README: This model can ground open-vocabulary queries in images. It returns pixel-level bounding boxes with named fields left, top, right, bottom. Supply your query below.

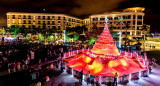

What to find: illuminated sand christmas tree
left=90, top=19, right=120, bottom=56
left=63, top=19, right=148, bottom=76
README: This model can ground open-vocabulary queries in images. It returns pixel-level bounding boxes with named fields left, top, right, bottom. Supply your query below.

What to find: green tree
left=142, top=24, right=148, bottom=51
left=9, top=25, right=20, bottom=35
left=73, top=33, right=79, bottom=41
left=142, top=24, right=148, bottom=39
left=20, top=26, right=30, bottom=37
left=124, top=23, right=130, bottom=47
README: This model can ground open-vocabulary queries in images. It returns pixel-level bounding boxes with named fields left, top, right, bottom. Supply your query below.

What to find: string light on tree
left=118, top=17, right=124, bottom=48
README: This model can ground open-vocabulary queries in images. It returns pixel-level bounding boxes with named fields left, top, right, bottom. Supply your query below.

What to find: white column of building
left=98, top=16, right=100, bottom=29
left=131, top=14, right=134, bottom=46
left=141, top=15, right=144, bottom=36
left=98, top=16, right=100, bottom=21
left=99, top=76, right=102, bottom=85
left=90, top=16, right=93, bottom=31
left=135, top=15, right=138, bottom=36
left=72, top=68, right=74, bottom=76
left=105, top=16, right=107, bottom=20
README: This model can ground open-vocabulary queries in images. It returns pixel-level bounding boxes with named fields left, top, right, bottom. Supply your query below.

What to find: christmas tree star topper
left=105, top=18, right=109, bottom=23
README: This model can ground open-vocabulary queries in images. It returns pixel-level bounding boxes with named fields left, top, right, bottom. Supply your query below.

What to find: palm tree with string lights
left=118, top=17, right=123, bottom=48
left=124, top=23, right=130, bottom=47
left=141, top=24, right=148, bottom=51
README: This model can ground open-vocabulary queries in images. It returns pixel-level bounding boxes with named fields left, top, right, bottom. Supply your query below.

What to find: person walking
left=113, top=72, right=118, bottom=86
left=152, top=58, right=156, bottom=66
left=86, top=72, right=90, bottom=85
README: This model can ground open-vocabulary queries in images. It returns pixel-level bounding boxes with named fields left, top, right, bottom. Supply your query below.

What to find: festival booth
left=63, top=19, right=149, bottom=84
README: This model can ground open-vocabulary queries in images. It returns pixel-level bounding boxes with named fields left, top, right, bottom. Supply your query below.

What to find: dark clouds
left=69, top=0, right=125, bottom=16
left=0, top=0, right=159, bottom=32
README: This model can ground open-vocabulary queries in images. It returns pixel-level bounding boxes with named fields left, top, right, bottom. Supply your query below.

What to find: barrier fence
left=63, top=49, right=150, bottom=84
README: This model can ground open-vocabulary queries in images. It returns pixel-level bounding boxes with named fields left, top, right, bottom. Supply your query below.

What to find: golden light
left=69, top=63, right=82, bottom=68
left=88, top=60, right=103, bottom=74
left=108, top=60, right=119, bottom=68
left=120, top=59, right=128, bottom=66
left=94, top=63, right=103, bottom=74
left=84, top=56, right=92, bottom=63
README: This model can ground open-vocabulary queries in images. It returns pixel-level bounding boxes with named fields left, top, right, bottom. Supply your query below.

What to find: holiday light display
left=90, top=19, right=119, bottom=56
left=63, top=18, right=148, bottom=76
left=63, top=30, right=66, bottom=43
left=118, top=17, right=123, bottom=48
left=88, top=38, right=97, bottom=45
left=73, top=33, right=79, bottom=41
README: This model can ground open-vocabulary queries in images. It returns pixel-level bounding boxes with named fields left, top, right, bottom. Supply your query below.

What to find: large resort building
left=6, top=12, right=84, bottom=31
left=6, top=7, right=150, bottom=40
left=84, top=7, right=150, bottom=39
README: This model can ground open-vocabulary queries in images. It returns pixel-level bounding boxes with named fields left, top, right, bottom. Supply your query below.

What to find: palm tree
left=142, top=24, right=147, bottom=39
left=109, top=24, right=114, bottom=34
left=142, top=24, right=147, bottom=51
left=125, top=23, right=130, bottom=47
left=9, top=25, right=20, bottom=35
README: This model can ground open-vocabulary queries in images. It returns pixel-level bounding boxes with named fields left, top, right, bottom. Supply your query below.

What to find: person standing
left=46, top=76, right=50, bottom=82
left=114, top=72, right=118, bottom=86
left=152, top=58, right=156, bottom=66
left=36, top=82, right=41, bottom=86
left=50, top=63, right=54, bottom=70
left=148, top=64, right=152, bottom=74
left=95, top=81, right=100, bottom=86
left=86, top=71, right=90, bottom=85
left=25, top=59, right=28, bottom=67
left=17, top=61, right=21, bottom=71
left=90, top=79, right=94, bottom=86
left=31, top=72, right=36, bottom=83
left=30, top=50, right=34, bottom=60
left=60, top=61, right=63, bottom=73
left=8, top=63, right=11, bottom=73
left=13, top=62, right=16, bottom=72
left=86, top=75, right=90, bottom=85
left=38, top=59, right=41, bottom=63
left=22, top=60, right=25, bottom=70
left=80, top=70, right=83, bottom=84
left=108, top=81, right=112, bottom=86
left=27, top=54, right=30, bottom=62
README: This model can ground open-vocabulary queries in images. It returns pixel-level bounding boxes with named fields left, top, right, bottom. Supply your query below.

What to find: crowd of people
left=0, top=40, right=86, bottom=86
left=1, top=40, right=156, bottom=86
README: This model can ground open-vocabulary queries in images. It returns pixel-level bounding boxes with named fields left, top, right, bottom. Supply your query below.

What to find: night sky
left=0, top=0, right=159, bottom=33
